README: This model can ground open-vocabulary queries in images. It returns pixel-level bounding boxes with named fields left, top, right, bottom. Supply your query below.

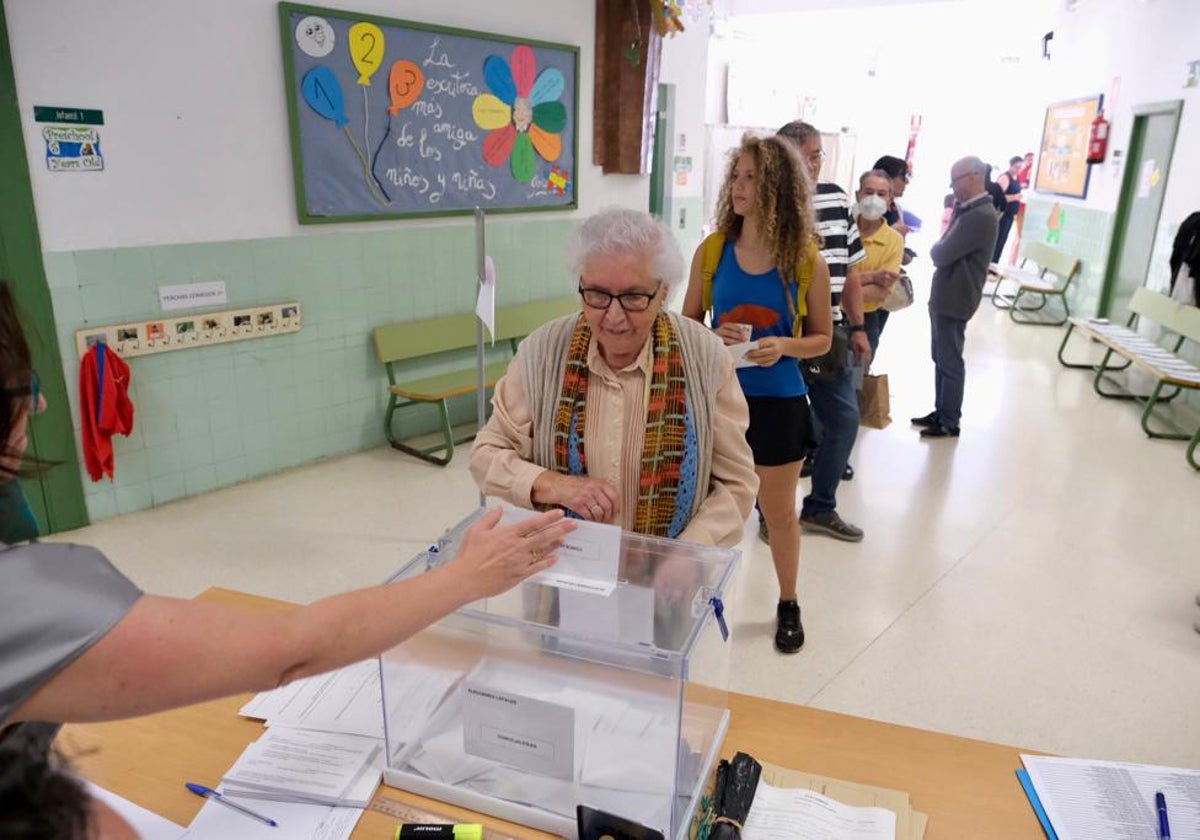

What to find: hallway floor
left=52, top=300, right=1200, bottom=769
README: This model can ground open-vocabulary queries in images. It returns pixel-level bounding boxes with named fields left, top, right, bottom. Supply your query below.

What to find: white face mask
left=856, top=194, right=888, bottom=221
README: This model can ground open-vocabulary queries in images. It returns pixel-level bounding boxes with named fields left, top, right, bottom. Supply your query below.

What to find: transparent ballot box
left=379, top=509, right=739, bottom=839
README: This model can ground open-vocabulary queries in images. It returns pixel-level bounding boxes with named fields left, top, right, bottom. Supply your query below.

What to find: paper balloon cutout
left=388, top=60, right=424, bottom=115
left=348, top=22, right=385, bottom=86
left=301, top=66, right=347, bottom=126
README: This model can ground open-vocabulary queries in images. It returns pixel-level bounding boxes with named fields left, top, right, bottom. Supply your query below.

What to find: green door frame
left=1097, top=99, right=1183, bottom=318
left=0, top=4, right=89, bottom=533
left=648, top=83, right=670, bottom=219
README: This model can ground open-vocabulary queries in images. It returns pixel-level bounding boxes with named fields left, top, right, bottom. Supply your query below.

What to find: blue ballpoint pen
left=186, top=782, right=278, bottom=827
left=1156, top=790, right=1170, bottom=840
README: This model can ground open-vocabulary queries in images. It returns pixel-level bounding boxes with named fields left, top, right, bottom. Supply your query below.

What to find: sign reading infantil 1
left=279, top=2, right=579, bottom=222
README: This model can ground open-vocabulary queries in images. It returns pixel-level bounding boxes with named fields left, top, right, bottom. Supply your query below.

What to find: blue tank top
left=711, top=241, right=807, bottom=398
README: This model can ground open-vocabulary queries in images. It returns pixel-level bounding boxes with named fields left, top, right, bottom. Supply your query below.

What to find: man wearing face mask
left=855, top=170, right=906, bottom=362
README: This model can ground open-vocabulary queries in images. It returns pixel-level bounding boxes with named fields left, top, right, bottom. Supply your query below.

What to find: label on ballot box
left=461, top=683, right=575, bottom=780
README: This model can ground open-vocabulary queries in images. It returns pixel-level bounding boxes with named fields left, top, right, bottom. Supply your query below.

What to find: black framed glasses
left=578, top=282, right=660, bottom=312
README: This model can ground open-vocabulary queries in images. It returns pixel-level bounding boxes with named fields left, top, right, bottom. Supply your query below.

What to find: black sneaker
left=775, top=600, right=804, bottom=653
left=910, top=411, right=938, bottom=428
left=919, top=423, right=960, bottom=439
left=799, top=510, right=864, bottom=542
left=842, top=463, right=854, bottom=481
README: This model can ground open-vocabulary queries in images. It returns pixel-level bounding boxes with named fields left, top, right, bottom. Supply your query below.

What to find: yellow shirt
left=858, top=220, right=904, bottom=312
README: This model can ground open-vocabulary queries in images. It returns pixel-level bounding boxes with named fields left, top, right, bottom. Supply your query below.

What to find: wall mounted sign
left=43, top=126, right=104, bottom=172
left=33, top=105, right=104, bottom=125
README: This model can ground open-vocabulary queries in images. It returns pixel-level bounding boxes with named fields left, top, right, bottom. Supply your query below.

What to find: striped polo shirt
left=814, top=182, right=865, bottom=307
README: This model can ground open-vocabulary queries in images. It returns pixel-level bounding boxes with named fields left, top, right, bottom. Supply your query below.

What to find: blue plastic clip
left=709, top=596, right=729, bottom=642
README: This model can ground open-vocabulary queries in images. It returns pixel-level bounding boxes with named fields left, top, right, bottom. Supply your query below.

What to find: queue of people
left=0, top=125, right=1006, bottom=835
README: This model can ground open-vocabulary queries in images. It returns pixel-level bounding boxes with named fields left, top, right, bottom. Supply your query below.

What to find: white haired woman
left=470, top=207, right=758, bottom=548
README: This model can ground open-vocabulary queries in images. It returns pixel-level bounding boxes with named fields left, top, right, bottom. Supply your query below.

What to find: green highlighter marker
left=395, top=824, right=484, bottom=840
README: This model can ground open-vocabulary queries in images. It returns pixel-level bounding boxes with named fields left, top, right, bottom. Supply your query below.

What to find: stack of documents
left=238, top=658, right=385, bottom=739
left=222, top=727, right=383, bottom=808
left=1019, top=755, right=1200, bottom=840
left=743, top=760, right=928, bottom=840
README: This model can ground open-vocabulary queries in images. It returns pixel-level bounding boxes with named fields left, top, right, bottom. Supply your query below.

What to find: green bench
left=1057, top=286, right=1200, bottom=469
left=373, top=296, right=578, bottom=465
left=989, top=240, right=1082, bottom=325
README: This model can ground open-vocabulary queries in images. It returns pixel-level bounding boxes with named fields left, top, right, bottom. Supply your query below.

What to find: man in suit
left=912, top=156, right=998, bottom=439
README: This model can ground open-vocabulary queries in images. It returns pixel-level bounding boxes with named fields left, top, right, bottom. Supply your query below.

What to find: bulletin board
left=279, top=2, right=579, bottom=223
left=1034, top=94, right=1102, bottom=200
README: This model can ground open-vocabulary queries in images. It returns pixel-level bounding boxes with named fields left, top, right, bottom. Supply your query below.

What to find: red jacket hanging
left=80, top=343, right=135, bottom=481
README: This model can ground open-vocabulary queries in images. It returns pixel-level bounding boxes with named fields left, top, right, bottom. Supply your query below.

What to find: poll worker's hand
left=449, top=507, right=575, bottom=599
left=850, top=330, right=872, bottom=366
left=745, top=336, right=788, bottom=367
left=535, top=473, right=619, bottom=523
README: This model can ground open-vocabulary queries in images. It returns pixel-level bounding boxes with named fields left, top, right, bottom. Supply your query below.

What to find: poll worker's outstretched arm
left=7, top=508, right=573, bottom=725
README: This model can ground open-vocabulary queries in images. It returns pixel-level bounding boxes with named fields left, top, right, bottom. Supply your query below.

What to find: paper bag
left=858, top=374, right=891, bottom=429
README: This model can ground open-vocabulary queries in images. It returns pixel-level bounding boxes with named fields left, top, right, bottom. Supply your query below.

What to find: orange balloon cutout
left=388, top=61, right=424, bottom=115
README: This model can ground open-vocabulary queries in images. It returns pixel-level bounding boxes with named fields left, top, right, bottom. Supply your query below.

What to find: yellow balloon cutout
left=348, top=22, right=385, bottom=86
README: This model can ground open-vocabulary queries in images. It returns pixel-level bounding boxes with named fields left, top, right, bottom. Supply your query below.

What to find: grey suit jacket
left=929, top=194, right=998, bottom=320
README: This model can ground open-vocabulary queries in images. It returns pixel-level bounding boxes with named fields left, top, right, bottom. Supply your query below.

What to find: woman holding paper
left=0, top=278, right=573, bottom=777
left=681, top=133, right=832, bottom=654
left=469, top=206, right=759, bottom=550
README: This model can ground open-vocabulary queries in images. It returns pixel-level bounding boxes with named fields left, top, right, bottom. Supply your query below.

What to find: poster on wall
left=1034, top=94, right=1102, bottom=200
left=42, top=126, right=104, bottom=172
left=279, top=2, right=579, bottom=223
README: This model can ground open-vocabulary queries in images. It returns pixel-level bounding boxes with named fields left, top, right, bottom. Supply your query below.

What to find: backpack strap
left=700, top=231, right=726, bottom=315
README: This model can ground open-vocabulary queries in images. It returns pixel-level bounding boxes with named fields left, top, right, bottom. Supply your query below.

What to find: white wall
left=6, top=0, right=647, bottom=252
left=1048, top=0, right=1200, bottom=224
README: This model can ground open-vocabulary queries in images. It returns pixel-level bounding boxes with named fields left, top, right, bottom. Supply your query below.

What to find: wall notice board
left=279, top=2, right=579, bottom=223
left=1035, top=95, right=1102, bottom=200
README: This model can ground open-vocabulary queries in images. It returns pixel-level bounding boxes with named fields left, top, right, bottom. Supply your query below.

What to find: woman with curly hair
left=683, top=133, right=831, bottom=654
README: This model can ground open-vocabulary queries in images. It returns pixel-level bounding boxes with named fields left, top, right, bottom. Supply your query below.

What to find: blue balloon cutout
left=301, top=66, right=348, bottom=126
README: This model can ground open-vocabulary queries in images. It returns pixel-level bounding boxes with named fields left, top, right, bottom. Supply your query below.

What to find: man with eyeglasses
left=775, top=121, right=873, bottom=543
left=911, top=156, right=998, bottom=439
left=470, top=207, right=758, bottom=549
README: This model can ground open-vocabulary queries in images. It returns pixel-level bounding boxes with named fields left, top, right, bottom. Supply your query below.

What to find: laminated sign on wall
left=43, top=126, right=104, bottom=172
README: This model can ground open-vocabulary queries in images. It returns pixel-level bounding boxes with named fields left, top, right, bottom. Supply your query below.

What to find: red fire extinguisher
left=1087, top=112, right=1110, bottom=164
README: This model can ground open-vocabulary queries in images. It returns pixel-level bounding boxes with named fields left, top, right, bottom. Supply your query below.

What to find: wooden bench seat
left=373, top=296, right=577, bottom=465
left=989, top=241, right=1081, bottom=325
left=1057, top=286, right=1200, bottom=469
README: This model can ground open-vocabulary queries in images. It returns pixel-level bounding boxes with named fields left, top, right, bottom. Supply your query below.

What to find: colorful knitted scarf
left=551, top=313, right=693, bottom=537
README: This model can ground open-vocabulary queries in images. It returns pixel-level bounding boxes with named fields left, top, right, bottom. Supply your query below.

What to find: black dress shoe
left=920, top=423, right=960, bottom=439
left=910, top=411, right=938, bottom=428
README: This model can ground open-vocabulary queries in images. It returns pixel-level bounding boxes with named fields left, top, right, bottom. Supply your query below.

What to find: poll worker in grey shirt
left=0, top=282, right=574, bottom=837
left=911, top=156, right=998, bottom=439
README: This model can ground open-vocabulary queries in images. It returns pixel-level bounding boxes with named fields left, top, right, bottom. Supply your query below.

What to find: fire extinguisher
left=1087, top=112, right=1110, bottom=164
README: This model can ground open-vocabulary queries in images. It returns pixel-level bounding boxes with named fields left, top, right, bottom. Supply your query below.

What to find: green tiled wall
left=1021, top=197, right=1114, bottom=317
left=46, top=219, right=576, bottom=521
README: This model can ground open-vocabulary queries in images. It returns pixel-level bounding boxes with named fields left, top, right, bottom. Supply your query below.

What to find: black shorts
left=744, top=395, right=812, bottom=467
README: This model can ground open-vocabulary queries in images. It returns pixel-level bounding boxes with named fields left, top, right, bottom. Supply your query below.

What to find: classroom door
left=0, top=7, right=89, bottom=533
left=1099, top=100, right=1183, bottom=320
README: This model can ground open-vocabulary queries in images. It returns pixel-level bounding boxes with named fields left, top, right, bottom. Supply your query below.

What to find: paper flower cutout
left=472, top=45, right=566, bottom=183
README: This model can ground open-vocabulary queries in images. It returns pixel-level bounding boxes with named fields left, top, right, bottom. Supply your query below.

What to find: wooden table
left=58, top=588, right=1044, bottom=838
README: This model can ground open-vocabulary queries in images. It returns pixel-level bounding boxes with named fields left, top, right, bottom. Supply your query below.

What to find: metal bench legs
left=1188, top=428, right=1199, bottom=470
left=1138, top=379, right=1192, bottom=440
left=384, top=395, right=462, bottom=467
left=1057, top=324, right=1134, bottom=371
left=1010, top=288, right=1069, bottom=326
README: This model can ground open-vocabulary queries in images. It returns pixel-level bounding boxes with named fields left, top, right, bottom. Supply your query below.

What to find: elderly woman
left=0, top=281, right=574, bottom=837
left=470, top=207, right=758, bottom=549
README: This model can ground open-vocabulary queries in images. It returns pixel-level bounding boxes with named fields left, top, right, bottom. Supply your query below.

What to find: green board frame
left=278, top=2, right=580, bottom=224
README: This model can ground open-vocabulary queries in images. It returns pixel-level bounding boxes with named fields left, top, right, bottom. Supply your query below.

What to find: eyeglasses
left=578, top=282, right=660, bottom=312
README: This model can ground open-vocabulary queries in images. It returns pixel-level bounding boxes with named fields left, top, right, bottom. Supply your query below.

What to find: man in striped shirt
left=777, top=121, right=869, bottom=543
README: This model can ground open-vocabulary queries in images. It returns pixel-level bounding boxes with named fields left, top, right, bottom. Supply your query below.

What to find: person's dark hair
left=0, top=281, right=45, bottom=480
left=776, top=120, right=820, bottom=147
left=0, top=736, right=93, bottom=839
left=1009, top=155, right=1024, bottom=166
left=872, top=155, right=909, bottom=180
